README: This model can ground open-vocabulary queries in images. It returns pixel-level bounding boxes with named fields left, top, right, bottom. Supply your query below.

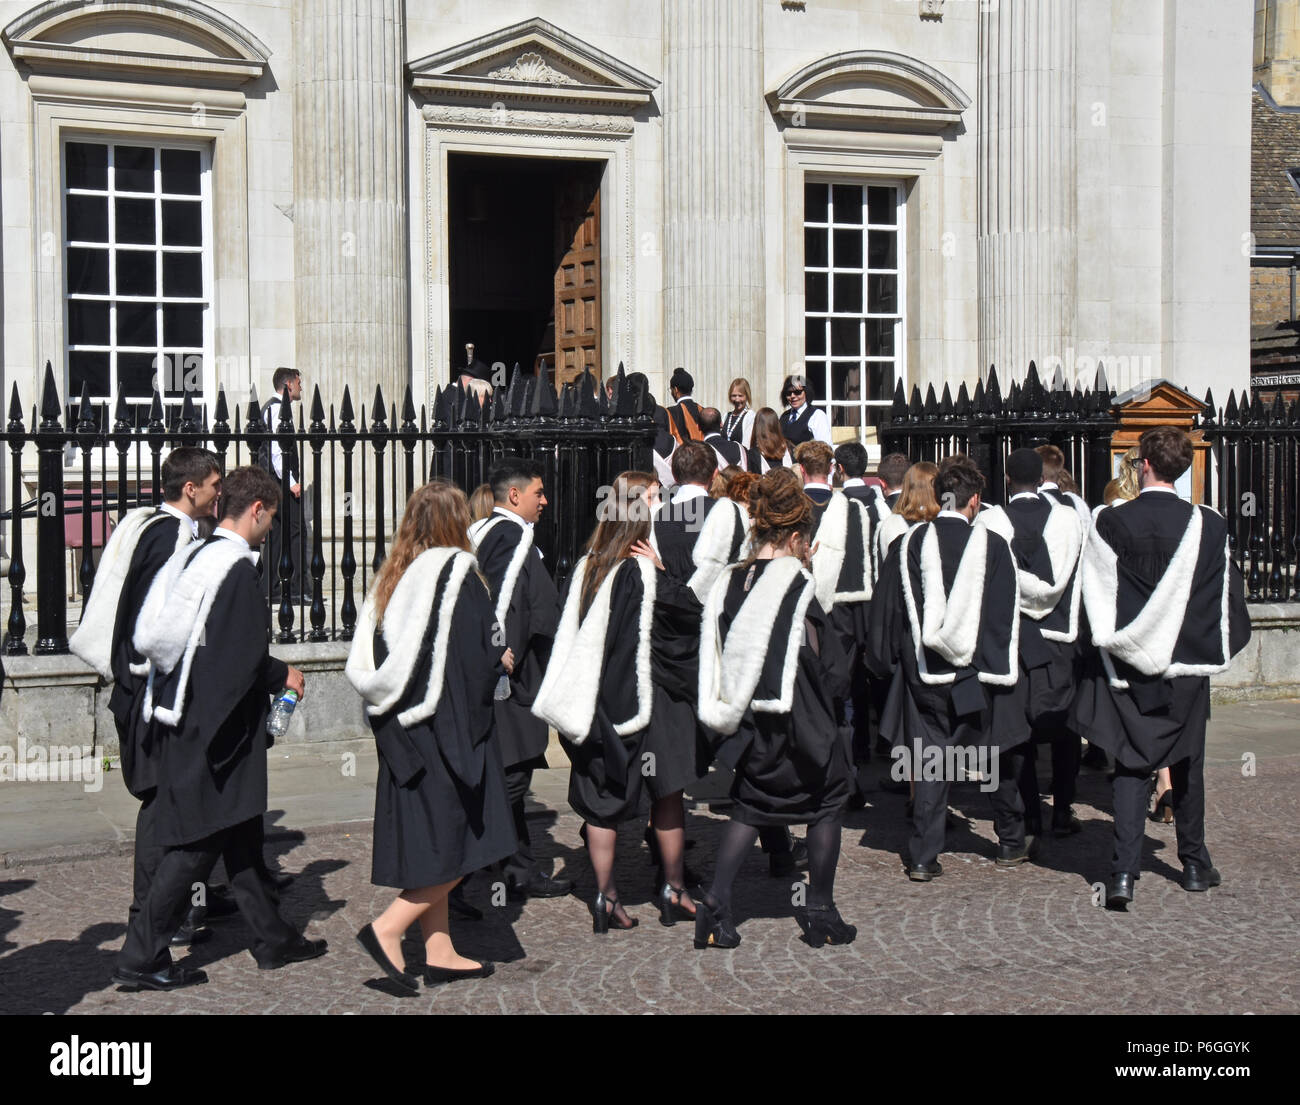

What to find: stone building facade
left=0, top=0, right=1251, bottom=451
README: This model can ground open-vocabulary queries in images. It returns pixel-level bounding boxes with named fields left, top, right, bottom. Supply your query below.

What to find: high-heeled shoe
left=693, top=898, right=740, bottom=949
left=656, top=883, right=696, bottom=927
left=796, top=903, right=857, bottom=947
left=1150, top=790, right=1174, bottom=824
left=590, top=891, right=639, bottom=935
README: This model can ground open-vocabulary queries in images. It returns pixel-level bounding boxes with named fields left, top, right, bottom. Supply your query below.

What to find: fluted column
left=293, top=0, right=408, bottom=404
left=662, top=0, right=765, bottom=405
left=977, top=0, right=1077, bottom=382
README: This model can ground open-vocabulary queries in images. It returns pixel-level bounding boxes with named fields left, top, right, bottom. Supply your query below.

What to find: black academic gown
left=704, top=433, right=744, bottom=469
left=866, top=517, right=1030, bottom=755
left=476, top=515, right=560, bottom=770
left=109, top=511, right=186, bottom=799
left=368, top=568, right=514, bottom=888
left=716, top=561, right=853, bottom=825
left=1002, top=495, right=1079, bottom=727
left=561, top=561, right=654, bottom=827
left=653, top=494, right=719, bottom=580
left=150, top=540, right=287, bottom=847
left=1072, top=494, right=1250, bottom=771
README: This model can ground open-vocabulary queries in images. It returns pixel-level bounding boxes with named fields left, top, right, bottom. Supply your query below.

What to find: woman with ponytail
left=695, top=468, right=856, bottom=950
left=346, top=480, right=514, bottom=991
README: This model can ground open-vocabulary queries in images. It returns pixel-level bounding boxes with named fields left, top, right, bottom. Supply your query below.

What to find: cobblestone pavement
left=1, top=745, right=1297, bottom=1015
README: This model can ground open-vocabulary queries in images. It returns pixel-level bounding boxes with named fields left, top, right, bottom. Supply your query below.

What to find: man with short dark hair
left=115, top=467, right=320, bottom=990
left=469, top=457, right=573, bottom=900
left=699, top=406, right=746, bottom=470
left=665, top=367, right=703, bottom=444
left=976, top=447, right=1086, bottom=840
left=1076, top=427, right=1250, bottom=909
left=866, top=454, right=1031, bottom=881
left=835, top=443, right=872, bottom=502
left=260, top=367, right=307, bottom=602
left=71, top=447, right=222, bottom=947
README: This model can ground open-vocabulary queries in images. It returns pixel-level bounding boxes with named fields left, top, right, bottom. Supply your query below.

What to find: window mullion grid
left=107, top=143, right=117, bottom=405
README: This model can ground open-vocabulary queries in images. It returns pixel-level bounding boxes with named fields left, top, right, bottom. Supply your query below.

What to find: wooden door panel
left=554, top=180, right=601, bottom=388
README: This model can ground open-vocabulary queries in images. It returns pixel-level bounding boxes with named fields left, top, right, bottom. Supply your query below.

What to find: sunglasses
left=787, top=388, right=805, bottom=396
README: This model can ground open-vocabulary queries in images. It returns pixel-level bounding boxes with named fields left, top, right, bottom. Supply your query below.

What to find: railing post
left=75, top=382, right=98, bottom=602
left=34, top=364, right=68, bottom=654
left=338, top=388, right=358, bottom=641
left=370, top=385, right=388, bottom=575
left=5, top=385, right=28, bottom=655
left=308, top=386, right=328, bottom=642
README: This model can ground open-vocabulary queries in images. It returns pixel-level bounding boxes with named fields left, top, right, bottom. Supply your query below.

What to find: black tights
left=705, top=819, right=843, bottom=912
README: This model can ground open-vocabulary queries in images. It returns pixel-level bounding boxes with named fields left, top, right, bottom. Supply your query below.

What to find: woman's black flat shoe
left=796, top=903, right=857, bottom=947
left=424, top=961, right=495, bottom=987
left=694, top=899, right=740, bottom=949
left=356, top=923, right=420, bottom=993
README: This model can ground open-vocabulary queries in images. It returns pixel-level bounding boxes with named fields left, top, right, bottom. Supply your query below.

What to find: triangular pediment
left=409, top=18, right=657, bottom=109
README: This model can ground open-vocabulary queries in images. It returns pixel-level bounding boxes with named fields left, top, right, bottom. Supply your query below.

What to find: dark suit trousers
left=265, top=492, right=306, bottom=598
left=118, top=816, right=297, bottom=972
left=1109, top=742, right=1212, bottom=877
left=502, top=765, right=536, bottom=884
left=1017, top=727, right=1080, bottom=829
left=910, top=749, right=1026, bottom=866
left=129, top=792, right=169, bottom=925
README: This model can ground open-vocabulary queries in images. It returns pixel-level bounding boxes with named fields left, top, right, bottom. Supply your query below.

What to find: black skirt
left=561, top=708, right=650, bottom=829
left=371, top=720, right=515, bottom=888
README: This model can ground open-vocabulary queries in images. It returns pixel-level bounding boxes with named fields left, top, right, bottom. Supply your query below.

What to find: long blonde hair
left=896, top=461, right=940, bottom=523
left=371, top=480, right=472, bottom=624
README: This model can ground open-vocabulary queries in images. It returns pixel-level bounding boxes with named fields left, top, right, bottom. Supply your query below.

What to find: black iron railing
left=1, top=362, right=655, bottom=654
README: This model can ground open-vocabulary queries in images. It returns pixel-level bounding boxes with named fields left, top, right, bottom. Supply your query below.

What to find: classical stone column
left=662, top=0, right=765, bottom=406
left=292, top=0, right=409, bottom=408
left=977, top=0, right=1077, bottom=383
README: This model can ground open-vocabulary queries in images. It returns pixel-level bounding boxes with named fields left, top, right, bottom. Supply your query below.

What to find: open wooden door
left=552, top=179, right=601, bottom=387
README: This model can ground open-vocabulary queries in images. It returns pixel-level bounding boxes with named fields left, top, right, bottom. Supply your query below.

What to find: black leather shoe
left=256, top=935, right=328, bottom=970
left=995, top=837, right=1040, bottom=867
left=907, top=861, right=943, bottom=882
left=113, top=963, right=208, bottom=992
left=170, top=921, right=212, bottom=947
left=693, top=899, right=740, bottom=949
left=355, top=923, right=419, bottom=993
left=507, top=871, right=575, bottom=899
left=1106, top=872, right=1135, bottom=910
left=424, top=961, right=495, bottom=986
left=796, top=903, right=857, bottom=947
left=1182, top=864, right=1222, bottom=892
left=1052, top=810, right=1083, bottom=836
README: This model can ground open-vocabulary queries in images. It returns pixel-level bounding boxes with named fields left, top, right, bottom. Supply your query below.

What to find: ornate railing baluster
left=5, top=385, right=28, bottom=655
left=35, top=364, right=68, bottom=654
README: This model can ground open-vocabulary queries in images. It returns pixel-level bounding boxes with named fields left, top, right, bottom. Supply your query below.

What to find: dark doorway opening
left=447, top=152, right=603, bottom=387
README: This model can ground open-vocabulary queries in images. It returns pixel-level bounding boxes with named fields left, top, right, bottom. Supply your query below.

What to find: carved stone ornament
left=421, top=102, right=634, bottom=133
left=919, top=0, right=944, bottom=19
left=486, top=51, right=578, bottom=85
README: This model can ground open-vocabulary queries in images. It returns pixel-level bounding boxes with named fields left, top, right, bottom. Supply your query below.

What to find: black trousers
left=129, top=791, right=168, bottom=923
left=910, top=747, right=1027, bottom=867
left=264, top=490, right=306, bottom=599
left=1109, top=742, right=1212, bottom=877
left=1017, top=727, right=1080, bottom=830
left=118, top=816, right=297, bottom=972
left=502, top=765, right=537, bottom=885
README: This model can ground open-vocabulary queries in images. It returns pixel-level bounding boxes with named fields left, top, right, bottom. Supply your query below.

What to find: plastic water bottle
left=493, top=674, right=512, bottom=701
left=267, top=688, right=299, bottom=738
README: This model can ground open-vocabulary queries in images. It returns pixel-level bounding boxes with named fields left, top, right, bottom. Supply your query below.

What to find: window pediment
left=3, top=0, right=270, bottom=86
left=409, top=17, right=657, bottom=112
left=770, top=50, right=969, bottom=134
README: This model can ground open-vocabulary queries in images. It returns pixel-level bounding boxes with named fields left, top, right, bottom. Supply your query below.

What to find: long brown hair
left=896, top=461, right=940, bottom=524
left=747, top=467, right=813, bottom=558
left=751, top=407, right=788, bottom=463
left=371, top=480, right=472, bottom=624
left=580, top=471, right=656, bottom=618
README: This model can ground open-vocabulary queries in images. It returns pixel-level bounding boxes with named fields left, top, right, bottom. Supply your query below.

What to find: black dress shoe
left=113, top=963, right=208, bottom=992
left=170, top=921, right=212, bottom=947
left=1052, top=810, right=1083, bottom=836
left=995, top=837, right=1040, bottom=867
left=424, top=961, right=495, bottom=986
left=796, top=903, right=857, bottom=947
left=693, top=899, right=740, bottom=949
left=256, top=935, right=328, bottom=970
left=1182, top=863, right=1222, bottom=892
left=907, top=861, right=943, bottom=882
left=1106, top=872, right=1135, bottom=910
left=507, top=871, right=575, bottom=899
left=355, top=923, right=419, bottom=993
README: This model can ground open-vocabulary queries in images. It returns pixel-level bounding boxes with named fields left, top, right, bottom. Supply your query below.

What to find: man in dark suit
left=468, top=457, right=573, bottom=900
left=1075, top=428, right=1250, bottom=909
left=699, top=407, right=746, bottom=471
left=259, top=366, right=307, bottom=602
left=976, top=448, right=1086, bottom=840
left=116, top=467, right=322, bottom=990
